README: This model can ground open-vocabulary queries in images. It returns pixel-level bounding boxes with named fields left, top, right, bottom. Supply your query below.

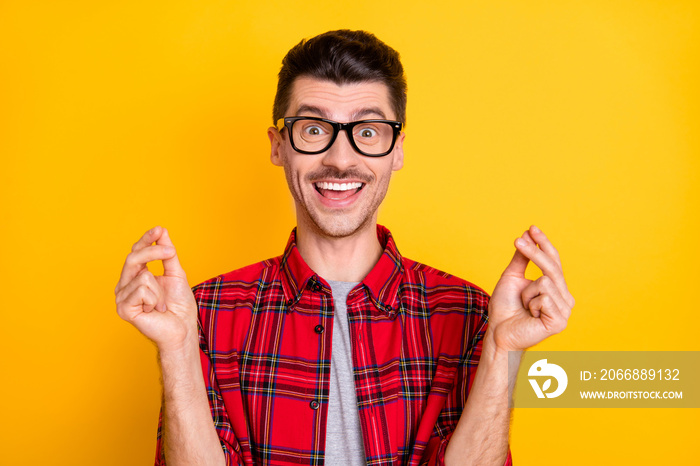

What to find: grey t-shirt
left=324, top=280, right=366, bottom=465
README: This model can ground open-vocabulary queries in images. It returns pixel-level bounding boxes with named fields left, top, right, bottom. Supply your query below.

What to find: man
left=115, top=30, right=574, bottom=465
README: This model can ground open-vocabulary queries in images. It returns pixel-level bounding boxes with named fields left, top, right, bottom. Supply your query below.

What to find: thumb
left=155, top=228, right=186, bottom=278
left=501, top=239, right=530, bottom=278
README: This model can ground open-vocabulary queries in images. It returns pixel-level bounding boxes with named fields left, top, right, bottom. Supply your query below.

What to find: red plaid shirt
left=156, top=225, right=513, bottom=465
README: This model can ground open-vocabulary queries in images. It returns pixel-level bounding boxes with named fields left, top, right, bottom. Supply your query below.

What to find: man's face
left=269, top=77, right=405, bottom=239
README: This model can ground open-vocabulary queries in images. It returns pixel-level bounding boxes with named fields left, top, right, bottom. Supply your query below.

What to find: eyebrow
left=352, top=107, right=387, bottom=120
left=294, top=104, right=387, bottom=121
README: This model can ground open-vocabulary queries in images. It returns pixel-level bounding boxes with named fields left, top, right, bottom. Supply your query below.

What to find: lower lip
left=314, top=185, right=364, bottom=209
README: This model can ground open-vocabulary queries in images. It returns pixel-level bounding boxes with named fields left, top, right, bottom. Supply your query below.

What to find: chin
left=308, top=212, right=373, bottom=238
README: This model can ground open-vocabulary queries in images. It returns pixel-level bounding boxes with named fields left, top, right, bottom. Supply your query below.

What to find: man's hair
left=272, top=29, right=407, bottom=125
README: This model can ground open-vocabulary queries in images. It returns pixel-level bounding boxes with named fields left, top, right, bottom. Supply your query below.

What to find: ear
left=391, top=131, right=405, bottom=171
left=268, top=127, right=284, bottom=167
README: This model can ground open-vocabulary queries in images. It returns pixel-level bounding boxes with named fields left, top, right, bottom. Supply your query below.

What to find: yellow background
left=1, top=1, right=698, bottom=464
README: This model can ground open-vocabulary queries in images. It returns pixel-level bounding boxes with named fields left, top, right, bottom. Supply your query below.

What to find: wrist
left=155, top=314, right=199, bottom=351
left=481, top=328, right=524, bottom=402
left=483, top=328, right=522, bottom=363
left=158, top=329, right=200, bottom=363
left=158, top=333, right=205, bottom=402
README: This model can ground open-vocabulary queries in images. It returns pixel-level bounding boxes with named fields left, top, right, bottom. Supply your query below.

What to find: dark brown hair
left=272, top=30, right=407, bottom=125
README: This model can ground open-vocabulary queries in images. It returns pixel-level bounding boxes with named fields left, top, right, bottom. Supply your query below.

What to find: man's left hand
left=487, top=225, right=575, bottom=352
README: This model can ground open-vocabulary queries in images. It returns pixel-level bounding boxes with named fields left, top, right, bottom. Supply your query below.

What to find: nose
left=321, top=129, right=360, bottom=171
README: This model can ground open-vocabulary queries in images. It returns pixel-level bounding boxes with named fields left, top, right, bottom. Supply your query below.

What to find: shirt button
left=310, top=400, right=320, bottom=410
left=311, top=282, right=321, bottom=292
left=314, top=325, right=324, bottom=334
left=286, top=299, right=294, bottom=307
left=385, top=305, right=393, bottom=312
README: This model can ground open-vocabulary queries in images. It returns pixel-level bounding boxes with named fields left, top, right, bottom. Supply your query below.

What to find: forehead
left=287, top=77, right=394, bottom=121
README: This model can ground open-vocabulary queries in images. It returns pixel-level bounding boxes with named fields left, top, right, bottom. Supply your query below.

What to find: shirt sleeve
left=153, top=287, right=245, bottom=465
left=420, top=290, right=514, bottom=466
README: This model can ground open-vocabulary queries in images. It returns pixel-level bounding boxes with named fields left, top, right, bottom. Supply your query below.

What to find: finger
left=526, top=294, right=544, bottom=318
left=515, top=234, right=569, bottom=295
left=116, top=244, right=176, bottom=292
left=522, top=229, right=575, bottom=308
left=528, top=225, right=562, bottom=269
left=116, top=226, right=162, bottom=295
left=131, top=226, right=163, bottom=253
left=527, top=294, right=568, bottom=334
left=521, top=279, right=540, bottom=312
left=116, top=280, right=160, bottom=322
left=116, top=270, right=164, bottom=309
left=155, top=228, right=186, bottom=278
left=521, top=276, right=569, bottom=316
left=115, top=264, right=148, bottom=295
left=520, top=230, right=539, bottom=249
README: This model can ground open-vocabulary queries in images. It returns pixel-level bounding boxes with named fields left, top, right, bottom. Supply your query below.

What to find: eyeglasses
left=276, top=116, right=403, bottom=157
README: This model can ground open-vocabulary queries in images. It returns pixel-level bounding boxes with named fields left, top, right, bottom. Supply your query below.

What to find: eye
left=304, top=125, right=325, bottom=136
left=357, top=127, right=377, bottom=138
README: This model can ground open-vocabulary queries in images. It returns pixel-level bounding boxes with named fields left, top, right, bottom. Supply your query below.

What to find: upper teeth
left=315, top=182, right=363, bottom=191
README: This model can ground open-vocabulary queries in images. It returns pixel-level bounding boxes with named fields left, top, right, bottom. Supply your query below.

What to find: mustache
left=306, top=167, right=374, bottom=183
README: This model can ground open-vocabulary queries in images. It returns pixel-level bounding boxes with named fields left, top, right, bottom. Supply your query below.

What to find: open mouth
left=314, top=181, right=365, bottom=200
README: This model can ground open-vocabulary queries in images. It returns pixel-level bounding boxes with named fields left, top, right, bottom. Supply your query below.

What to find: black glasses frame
left=276, top=116, right=403, bottom=157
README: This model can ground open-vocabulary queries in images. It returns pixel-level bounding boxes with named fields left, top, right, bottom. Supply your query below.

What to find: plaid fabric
left=155, top=225, right=512, bottom=465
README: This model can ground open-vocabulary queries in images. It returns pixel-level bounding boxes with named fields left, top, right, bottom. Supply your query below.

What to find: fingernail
left=531, top=225, right=540, bottom=233
left=516, top=238, right=526, bottom=247
left=163, top=246, right=174, bottom=255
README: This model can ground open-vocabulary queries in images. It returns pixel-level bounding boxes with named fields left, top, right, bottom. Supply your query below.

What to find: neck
left=295, top=220, right=384, bottom=283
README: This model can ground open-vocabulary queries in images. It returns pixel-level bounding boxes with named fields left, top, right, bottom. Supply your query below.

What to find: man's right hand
left=115, top=226, right=198, bottom=352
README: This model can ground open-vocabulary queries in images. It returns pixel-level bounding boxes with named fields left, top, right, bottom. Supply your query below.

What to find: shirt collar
left=279, top=224, right=405, bottom=317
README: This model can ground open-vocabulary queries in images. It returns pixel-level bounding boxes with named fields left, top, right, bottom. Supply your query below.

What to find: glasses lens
left=352, top=122, right=395, bottom=155
left=291, top=119, right=335, bottom=153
